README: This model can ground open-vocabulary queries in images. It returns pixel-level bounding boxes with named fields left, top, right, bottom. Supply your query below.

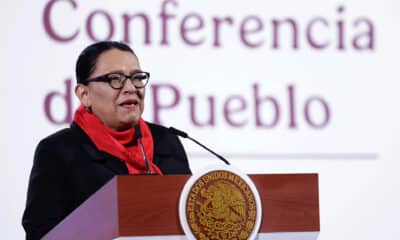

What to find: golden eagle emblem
left=185, top=170, right=257, bottom=240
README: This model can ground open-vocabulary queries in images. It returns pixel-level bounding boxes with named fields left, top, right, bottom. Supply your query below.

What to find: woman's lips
left=119, top=99, right=139, bottom=110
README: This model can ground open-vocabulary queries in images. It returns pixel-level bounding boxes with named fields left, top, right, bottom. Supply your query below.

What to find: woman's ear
left=75, top=84, right=90, bottom=107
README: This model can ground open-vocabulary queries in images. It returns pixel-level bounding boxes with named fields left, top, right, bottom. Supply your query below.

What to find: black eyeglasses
left=82, top=71, right=150, bottom=89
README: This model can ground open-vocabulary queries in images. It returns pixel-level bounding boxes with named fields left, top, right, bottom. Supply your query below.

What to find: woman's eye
left=133, top=73, right=147, bottom=80
left=108, top=74, right=122, bottom=81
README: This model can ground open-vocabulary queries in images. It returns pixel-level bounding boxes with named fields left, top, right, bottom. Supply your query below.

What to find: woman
left=22, top=41, right=191, bottom=240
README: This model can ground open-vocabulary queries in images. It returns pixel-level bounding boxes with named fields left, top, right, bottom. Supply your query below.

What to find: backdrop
left=1, top=0, right=399, bottom=239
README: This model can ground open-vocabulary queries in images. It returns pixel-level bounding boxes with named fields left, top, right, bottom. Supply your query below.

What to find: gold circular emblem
left=184, top=169, right=258, bottom=240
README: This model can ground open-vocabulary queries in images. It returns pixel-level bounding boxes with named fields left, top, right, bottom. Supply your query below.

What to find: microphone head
left=169, top=126, right=230, bottom=165
left=168, top=126, right=189, bottom=138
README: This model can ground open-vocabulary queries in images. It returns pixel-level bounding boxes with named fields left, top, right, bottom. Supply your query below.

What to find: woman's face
left=82, top=49, right=145, bottom=131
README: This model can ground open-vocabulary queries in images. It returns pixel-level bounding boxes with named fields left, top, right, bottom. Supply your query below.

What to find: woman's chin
left=119, top=116, right=140, bottom=128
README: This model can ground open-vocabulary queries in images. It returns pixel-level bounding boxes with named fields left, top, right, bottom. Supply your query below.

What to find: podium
left=43, top=174, right=319, bottom=240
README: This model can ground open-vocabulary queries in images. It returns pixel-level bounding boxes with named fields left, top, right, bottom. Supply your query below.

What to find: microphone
left=135, top=124, right=152, bottom=174
left=168, top=126, right=230, bottom=165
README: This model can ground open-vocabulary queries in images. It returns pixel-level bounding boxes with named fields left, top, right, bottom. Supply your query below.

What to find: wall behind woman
left=1, top=0, right=399, bottom=239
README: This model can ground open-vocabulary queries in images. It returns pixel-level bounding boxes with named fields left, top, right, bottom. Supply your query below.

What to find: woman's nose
left=122, top=78, right=138, bottom=92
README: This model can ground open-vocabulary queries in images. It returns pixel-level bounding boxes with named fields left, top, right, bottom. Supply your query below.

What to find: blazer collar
left=70, top=122, right=129, bottom=175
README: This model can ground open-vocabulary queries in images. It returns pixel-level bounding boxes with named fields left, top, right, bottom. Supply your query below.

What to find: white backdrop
left=1, top=0, right=400, bottom=239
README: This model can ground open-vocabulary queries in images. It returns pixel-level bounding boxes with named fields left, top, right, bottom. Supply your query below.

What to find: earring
left=85, top=105, right=92, bottom=112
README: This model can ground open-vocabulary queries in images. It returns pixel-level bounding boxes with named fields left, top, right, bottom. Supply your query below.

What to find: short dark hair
left=75, top=41, right=136, bottom=84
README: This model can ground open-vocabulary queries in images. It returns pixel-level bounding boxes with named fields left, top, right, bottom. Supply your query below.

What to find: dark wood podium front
left=43, top=174, right=319, bottom=240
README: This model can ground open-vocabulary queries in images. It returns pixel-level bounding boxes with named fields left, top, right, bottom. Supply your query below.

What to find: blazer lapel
left=71, top=122, right=129, bottom=175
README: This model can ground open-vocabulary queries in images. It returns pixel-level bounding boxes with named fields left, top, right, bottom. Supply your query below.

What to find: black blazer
left=22, top=122, right=191, bottom=240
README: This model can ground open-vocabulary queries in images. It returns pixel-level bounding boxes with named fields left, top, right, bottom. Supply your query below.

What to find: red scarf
left=74, top=105, right=162, bottom=175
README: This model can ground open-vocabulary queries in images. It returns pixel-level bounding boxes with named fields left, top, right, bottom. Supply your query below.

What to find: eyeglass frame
left=80, top=71, right=150, bottom=90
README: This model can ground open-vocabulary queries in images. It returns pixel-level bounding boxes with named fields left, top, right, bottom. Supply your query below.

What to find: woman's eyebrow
left=106, top=69, right=142, bottom=75
left=129, top=69, right=143, bottom=74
